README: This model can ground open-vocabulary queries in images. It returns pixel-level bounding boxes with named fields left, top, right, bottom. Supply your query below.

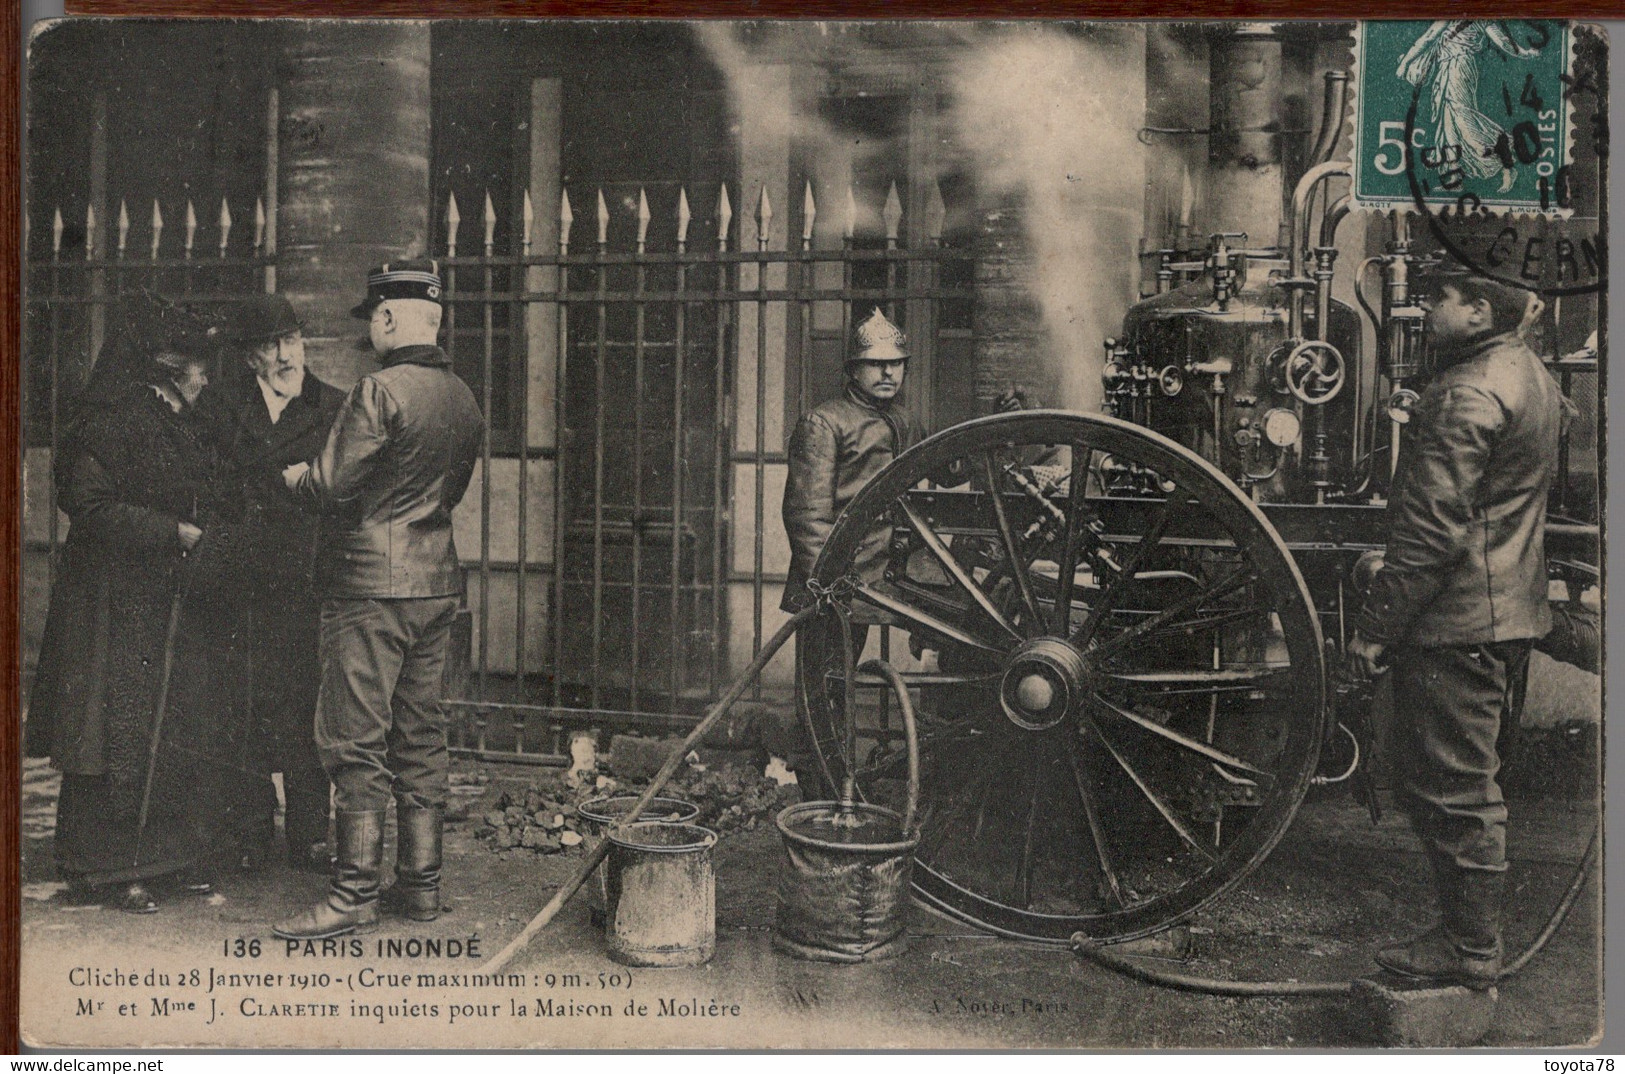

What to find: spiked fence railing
left=434, top=175, right=974, bottom=763
left=25, top=189, right=278, bottom=581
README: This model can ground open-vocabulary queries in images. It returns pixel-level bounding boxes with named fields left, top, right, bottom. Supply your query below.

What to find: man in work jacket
left=777, top=309, right=928, bottom=793
left=1348, top=268, right=1563, bottom=990
left=781, top=307, right=924, bottom=617
left=273, top=259, right=485, bottom=940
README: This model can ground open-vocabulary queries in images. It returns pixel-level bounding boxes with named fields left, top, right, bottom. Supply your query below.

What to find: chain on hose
left=804, top=572, right=860, bottom=613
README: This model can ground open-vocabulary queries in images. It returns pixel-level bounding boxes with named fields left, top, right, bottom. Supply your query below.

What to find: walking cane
left=131, top=555, right=189, bottom=870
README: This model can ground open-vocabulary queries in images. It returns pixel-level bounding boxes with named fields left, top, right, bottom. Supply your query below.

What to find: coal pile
left=665, top=762, right=801, bottom=834
left=472, top=758, right=802, bottom=857
left=475, top=782, right=588, bottom=855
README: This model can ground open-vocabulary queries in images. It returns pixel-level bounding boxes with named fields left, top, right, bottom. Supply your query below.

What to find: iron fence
left=436, top=177, right=975, bottom=763
left=24, top=193, right=278, bottom=578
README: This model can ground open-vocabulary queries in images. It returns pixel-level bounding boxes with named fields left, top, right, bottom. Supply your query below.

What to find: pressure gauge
left=1260, top=407, right=1302, bottom=448
left=1386, top=388, right=1421, bottom=424
left=1158, top=365, right=1184, bottom=397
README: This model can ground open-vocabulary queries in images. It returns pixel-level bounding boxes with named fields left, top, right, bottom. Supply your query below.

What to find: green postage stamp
left=1354, top=20, right=1575, bottom=214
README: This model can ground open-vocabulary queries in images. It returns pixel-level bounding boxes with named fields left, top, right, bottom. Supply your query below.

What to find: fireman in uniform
left=778, top=309, right=922, bottom=789
left=272, top=259, right=485, bottom=940
left=781, top=307, right=923, bottom=615
left=1348, top=267, right=1563, bottom=989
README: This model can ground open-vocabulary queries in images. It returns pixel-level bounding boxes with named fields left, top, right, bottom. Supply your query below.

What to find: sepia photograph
left=16, top=15, right=1607, bottom=1050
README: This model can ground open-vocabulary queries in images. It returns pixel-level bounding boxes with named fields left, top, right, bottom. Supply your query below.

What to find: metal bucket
left=578, top=795, right=699, bottom=928
left=604, top=822, right=719, bottom=967
left=772, top=801, right=920, bottom=964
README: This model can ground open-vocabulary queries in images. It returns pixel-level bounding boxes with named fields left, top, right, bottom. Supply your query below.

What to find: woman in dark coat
left=26, top=293, right=247, bottom=914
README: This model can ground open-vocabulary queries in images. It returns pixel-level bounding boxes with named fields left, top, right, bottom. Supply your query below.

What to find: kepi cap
left=351, top=258, right=444, bottom=319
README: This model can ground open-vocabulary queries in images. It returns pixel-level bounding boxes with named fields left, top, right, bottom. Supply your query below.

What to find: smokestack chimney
left=1205, top=23, right=1283, bottom=249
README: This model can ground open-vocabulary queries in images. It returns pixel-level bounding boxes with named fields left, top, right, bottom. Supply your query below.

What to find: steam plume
left=698, top=23, right=1148, bottom=414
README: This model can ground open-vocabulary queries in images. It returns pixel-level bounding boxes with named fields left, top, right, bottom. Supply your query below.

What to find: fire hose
left=479, top=589, right=1596, bottom=990
left=1073, top=573, right=1599, bottom=996
left=1071, top=824, right=1597, bottom=997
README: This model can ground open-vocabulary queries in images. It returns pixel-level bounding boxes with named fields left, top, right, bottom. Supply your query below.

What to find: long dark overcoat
left=26, top=382, right=247, bottom=882
left=207, top=372, right=346, bottom=769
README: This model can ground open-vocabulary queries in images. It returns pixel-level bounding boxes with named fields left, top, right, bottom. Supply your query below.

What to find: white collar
left=256, top=374, right=302, bottom=424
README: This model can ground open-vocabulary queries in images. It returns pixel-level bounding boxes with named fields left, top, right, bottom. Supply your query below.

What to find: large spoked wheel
left=798, top=411, right=1325, bottom=944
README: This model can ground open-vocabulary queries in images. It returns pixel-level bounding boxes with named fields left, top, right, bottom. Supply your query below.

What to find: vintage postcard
left=18, top=17, right=1605, bottom=1050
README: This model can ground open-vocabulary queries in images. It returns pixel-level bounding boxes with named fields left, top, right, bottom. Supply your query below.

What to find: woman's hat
left=114, top=290, right=221, bottom=370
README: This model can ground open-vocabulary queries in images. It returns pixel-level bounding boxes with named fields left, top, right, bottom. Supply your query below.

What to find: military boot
left=273, top=810, right=384, bottom=940
left=1447, top=868, right=1506, bottom=984
left=380, top=806, right=444, bottom=921
left=1376, top=868, right=1504, bottom=990
left=283, top=769, right=334, bottom=874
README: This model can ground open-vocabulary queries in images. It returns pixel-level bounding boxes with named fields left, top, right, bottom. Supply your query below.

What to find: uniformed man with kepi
left=272, top=259, right=484, bottom=940
left=1348, top=267, right=1563, bottom=990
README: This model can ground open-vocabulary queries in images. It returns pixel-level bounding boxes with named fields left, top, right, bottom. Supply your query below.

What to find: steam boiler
left=791, top=27, right=1599, bottom=947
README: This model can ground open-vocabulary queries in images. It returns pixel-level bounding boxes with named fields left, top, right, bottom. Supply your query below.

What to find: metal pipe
left=630, top=219, right=648, bottom=710
left=590, top=206, right=608, bottom=710
left=1288, top=161, right=1351, bottom=284
left=1308, top=71, right=1350, bottom=168
left=1287, top=161, right=1351, bottom=339
left=515, top=323, right=529, bottom=700
left=710, top=193, right=730, bottom=696
left=1389, top=402, right=1403, bottom=483
left=752, top=217, right=769, bottom=701
left=1303, top=71, right=1351, bottom=230
left=1318, top=193, right=1351, bottom=251
left=1342, top=254, right=1387, bottom=492
left=1313, top=249, right=1337, bottom=344
left=480, top=227, right=495, bottom=707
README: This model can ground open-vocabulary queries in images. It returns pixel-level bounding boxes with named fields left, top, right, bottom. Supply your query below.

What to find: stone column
left=275, top=21, right=432, bottom=388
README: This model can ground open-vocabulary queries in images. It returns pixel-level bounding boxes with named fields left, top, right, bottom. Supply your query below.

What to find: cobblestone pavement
left=18, top=756, right=1600, bottom=1050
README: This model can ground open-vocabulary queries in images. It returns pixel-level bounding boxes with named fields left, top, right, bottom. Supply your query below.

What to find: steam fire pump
left=794, top=57, right=1600, bottom=944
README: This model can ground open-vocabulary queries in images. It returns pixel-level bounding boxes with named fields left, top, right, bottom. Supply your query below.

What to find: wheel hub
left=1000, top=636, right=1088, bottom=731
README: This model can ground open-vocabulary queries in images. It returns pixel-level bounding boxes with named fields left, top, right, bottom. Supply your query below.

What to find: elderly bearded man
left=273, top=260, right=484, bottom=940
left=209, top=294, right=345, bottom=875
left=1348, top=269, right=1563, bottom=990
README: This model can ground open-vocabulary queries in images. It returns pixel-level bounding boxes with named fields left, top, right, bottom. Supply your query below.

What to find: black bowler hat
left=231, top=294, right=304, bottom=345
left=350, top=258, right=444, bottom=319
